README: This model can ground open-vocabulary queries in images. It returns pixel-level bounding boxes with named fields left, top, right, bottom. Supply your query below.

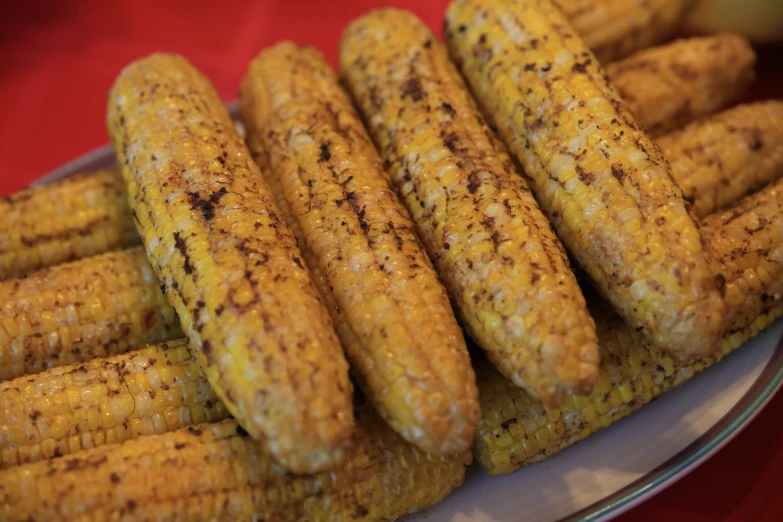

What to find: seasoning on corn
left=0, top=168, right=139, bottom=280
left=473, top=179, right=783, bottom=476
left=0, top=339, right=229, bottom=469
left=445, top=0, right=726, bottom=362
left=106, top=53, right=354, bottom=473
left=0, top=403, right=469, bottom=522
left=340, top=9, right=598, bottom=406
left=606, top=33, right=756, bottom=137
left=240, top=42, right=479, bottom=454
left=702, top=178, right=783, bottom=335
left=0, top=248, right=181, bottom=381
left=555, top=0, right=697, bottom=63
left=660, top=101, right=783, bottom=218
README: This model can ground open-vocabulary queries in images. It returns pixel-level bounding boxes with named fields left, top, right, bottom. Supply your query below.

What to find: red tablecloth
left=1, top=1, right=781, bottom=520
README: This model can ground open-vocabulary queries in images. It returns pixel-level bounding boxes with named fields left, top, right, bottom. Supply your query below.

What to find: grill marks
left=110, top=54, right=357, bottom=472
left=17, top=216, right=111, bottom=248
left=474, top=3, right=662, bottom=235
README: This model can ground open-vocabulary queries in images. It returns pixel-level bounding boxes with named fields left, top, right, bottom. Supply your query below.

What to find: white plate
left=38, top=103, right=783, bottom=522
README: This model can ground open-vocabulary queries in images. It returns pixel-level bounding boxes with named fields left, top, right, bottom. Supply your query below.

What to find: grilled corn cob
left=660, top=101, right=783, bottom=218
left=445, top=0, right=725, bottom=362
left=0, top=248, right=181, bottom=381
left=0, top=339, right=229, bottom=469
left=474, top=180, right=783, bottom=476
left=340, top=10, right=598, bottom=406
left=0, top=168, right=139, bottom=280
left=702, top=178, right=783, bottom=336
left=240, top=42, right=479, bottom=454
left=606, top=34, right=756, bottom=137
left=0, top=403, right=469, bottom=522
left=107, top=53, right=353, bottom=473
left=556, top=0, right=697, bottom=63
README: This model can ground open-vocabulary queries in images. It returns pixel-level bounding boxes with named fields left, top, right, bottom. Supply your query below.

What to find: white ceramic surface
left=39, top=104, right=783, bottom=522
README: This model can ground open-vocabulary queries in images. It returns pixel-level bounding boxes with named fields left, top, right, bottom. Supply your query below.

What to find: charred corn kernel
left=606, top=34, right=756, bottom=137
left=702, top=178, right=783, bottom=334
left=0, top=404, right=469, bottom=522
left=341, top=9, right=598, bottom=406
left=240, top=42, right=479, bottom=455
left=445, top=0, right=725, bottom=362
left=0, top=169, right=139, bottom=280
left=107, top=53, right=353, bottom=473
left=555, top=0, right=697, bottom=63
left=475, top=299, right=783, bottom=475
left=0, top=339, right=229, bottom=469
left=0, top=249, right=181, bottom=381
left=473, top=181, right=783, bottom=475
left=660, top=101, right=783, bottom=218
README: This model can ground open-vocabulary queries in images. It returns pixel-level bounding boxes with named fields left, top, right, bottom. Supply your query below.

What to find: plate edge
left=563, top=333, right=783, bottom=522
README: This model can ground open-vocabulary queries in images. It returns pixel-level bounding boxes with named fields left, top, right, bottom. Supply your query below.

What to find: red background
left=1, top=1, right=781, bottom=520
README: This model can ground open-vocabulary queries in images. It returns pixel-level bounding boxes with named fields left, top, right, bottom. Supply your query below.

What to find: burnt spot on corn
left=173, top=232, right=193, bottom=275
left=187, top=192, right=217, bottom=221
left=442, top=132, right=459, bottom=152
left=319, top=143, right=331, bottom=162
left=210, top=186, right=228, bottom=203
left=575, top=165, right=594, bottom=184
left=401, top=78, right=424, bottom=102
left=500, top=418, right=518, bottom=430
left=201, top=341, right=213, bottom=364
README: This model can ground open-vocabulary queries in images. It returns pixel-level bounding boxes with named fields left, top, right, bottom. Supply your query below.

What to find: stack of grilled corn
left=1, top=0, right=782, bottom=519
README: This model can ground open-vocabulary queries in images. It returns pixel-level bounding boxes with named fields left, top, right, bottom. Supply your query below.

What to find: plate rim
left=30, top=102, right=783, bottom=522
left=565, top=334, right=783, bottom=522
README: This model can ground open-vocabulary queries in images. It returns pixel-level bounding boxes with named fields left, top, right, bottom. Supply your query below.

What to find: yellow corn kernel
left=0, top=249, right=183, bottom=381
left=0, top=169, right=140, bottom=279
left=0, top=406, right=469, bottom=522
left=555, top=0, right=697, bottom=63
left=445, top=0, right=725, bottom=363
left=607, top=34, right=756, bottom=137
left=661, top=101, right=783, bottom=218
left=0, top=339, right=229, bottom=468
left=107, top=53, right=354, bottom=473
left=473, top=179, right=783, bottom=475
left=340, top=9, right=598, bottom=405
left=240, top=42, right=478, bottom=456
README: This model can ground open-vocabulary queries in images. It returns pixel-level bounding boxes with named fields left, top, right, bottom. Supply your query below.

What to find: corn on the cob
left=0, top=169, right=139, bottom=280
left=445, top=0, right=725, bottom=362
left=606, top=34, right=756, bottom=137
left=240, top=42, right=479, bottom=454
left=0, top=403, right=469, bottom=522
left=340, top=10, right=598, bottom=406
left=660, top=101, right=783, bottom=218
left=474, top=180, right=783, bottom=476
left=555, top=0, right=697, bottom=63
left=0, top=339, right=229, bottom=469
left=702, top=178, right=783, bottom=336
left=0, top=248, right=181, bottom=381
left=106, top=53, right=353, bottom=473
